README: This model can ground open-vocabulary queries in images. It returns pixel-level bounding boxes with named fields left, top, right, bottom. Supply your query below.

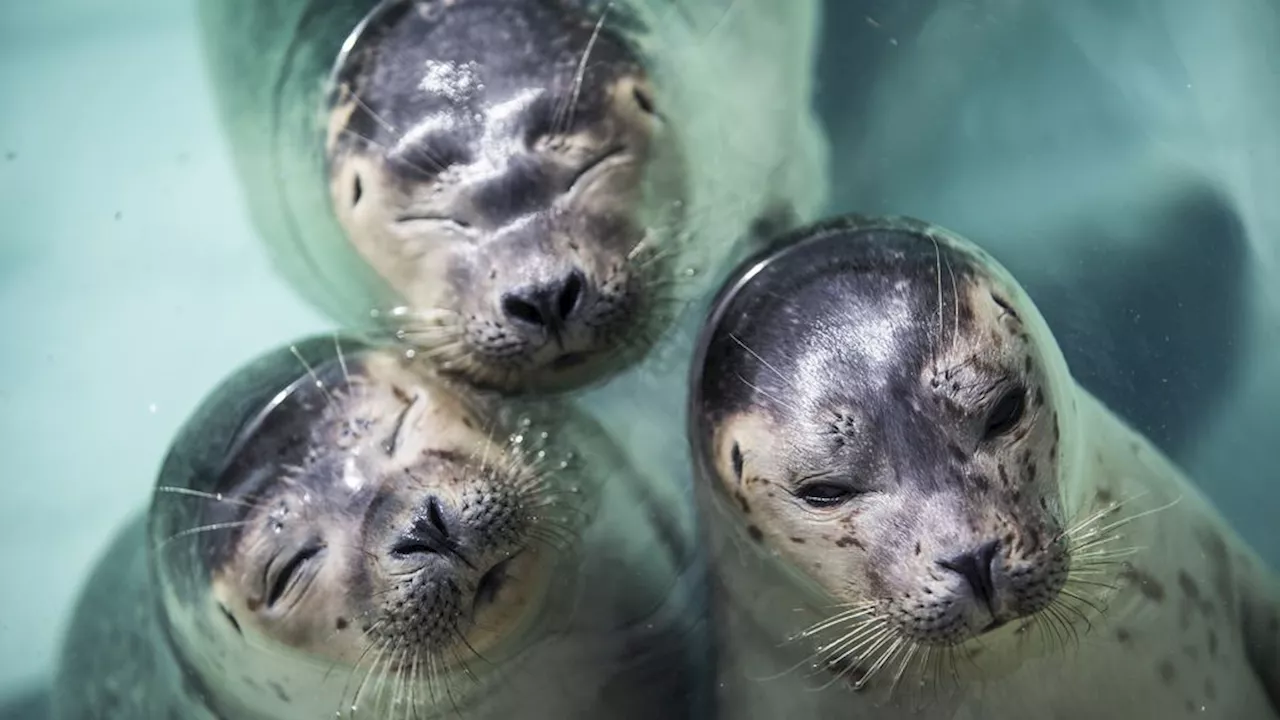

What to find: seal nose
left=390, top=496, right=472, bottom=567
left=500, top=269, right=586, bottom=337
left=937, top=539, right=1001, bottom=613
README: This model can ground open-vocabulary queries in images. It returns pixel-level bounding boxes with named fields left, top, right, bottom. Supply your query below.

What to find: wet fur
left=689, top=216, right=1280, bottom=718
left=197, top=0, right=830, bottom=393
left=54, top=336, right=709, bottom=719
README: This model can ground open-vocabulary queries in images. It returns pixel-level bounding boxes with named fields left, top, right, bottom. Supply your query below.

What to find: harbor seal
left=688, top=215, right=1280, bottom=718
left=197, top=0, right=829, bottom=393
left=53, top=336, right=708, bottom=719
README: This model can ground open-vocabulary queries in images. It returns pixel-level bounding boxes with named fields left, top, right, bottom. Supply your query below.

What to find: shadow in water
left=0, top=686, right=50, bottom=720
left=813, top=0, right=1250, bottom=466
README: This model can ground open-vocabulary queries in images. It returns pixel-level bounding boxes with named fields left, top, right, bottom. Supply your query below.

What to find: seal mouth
left=980, top=617, right=1009, bottom=634
left=550, top=351, right=589, bottom=370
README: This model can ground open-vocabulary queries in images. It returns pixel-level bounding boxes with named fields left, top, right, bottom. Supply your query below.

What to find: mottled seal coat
left=53, top=336, right=707, bottom=719
left=197, top=0, right=829, bottom=393
left=688, top=215, right=1280, bottom=718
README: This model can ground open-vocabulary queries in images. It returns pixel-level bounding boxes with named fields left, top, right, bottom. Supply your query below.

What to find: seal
left=688, top=215, right=1280, bottom=718
left=52, top=336, right=708, bottom=719
left=197, top=0, right=830, bottom=393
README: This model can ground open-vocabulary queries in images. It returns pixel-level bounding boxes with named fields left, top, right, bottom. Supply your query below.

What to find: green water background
left=1, top=0, right=1277, bottom=713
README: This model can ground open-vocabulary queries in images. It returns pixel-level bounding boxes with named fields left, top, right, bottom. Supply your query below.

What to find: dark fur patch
left=1197, top=529, right=1235, bottom=618
left=734, top=491, right=751, bottom=514
left=1120, top=564, right=1166, bottom=602
left=747, top=525, right=763, bottom=543
left=1178, top=571, right=1201, bottom=601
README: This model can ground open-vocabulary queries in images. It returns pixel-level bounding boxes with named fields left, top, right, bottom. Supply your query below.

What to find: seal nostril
left=501, top=270, right=586, bottom=330
left=938, top=539, right=1001, bottom=612
left=502, top=294, right=547, bottom=327
left=557, top=271, right=584, bottom=321
left=426, top=496, right=449, bottom=540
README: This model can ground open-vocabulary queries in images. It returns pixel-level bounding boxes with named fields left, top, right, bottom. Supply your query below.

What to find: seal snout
left=391, top=495, right=471, bottom=568
left=500, top=267, right=587, bottom=342
left=937, top=539, right=1001, bottom=619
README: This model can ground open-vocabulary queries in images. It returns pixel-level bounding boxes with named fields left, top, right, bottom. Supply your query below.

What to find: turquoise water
left=1, top=0, right=1277, bottom=716
left=0, top=0, right=331, bottom=710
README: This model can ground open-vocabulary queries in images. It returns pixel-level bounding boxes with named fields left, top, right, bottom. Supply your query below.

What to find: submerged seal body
left=197, top=0, right=829, bottom=393
left=53, top=336, right=707, bottom=719
left=688, top=215, right=1280, bottom=718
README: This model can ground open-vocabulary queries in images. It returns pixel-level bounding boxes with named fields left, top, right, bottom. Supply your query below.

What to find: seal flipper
left=1020, top=181, right=1249, bottom=464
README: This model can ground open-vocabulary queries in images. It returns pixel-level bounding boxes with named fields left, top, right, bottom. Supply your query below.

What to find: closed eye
left=794, top=481, right=861, bottom=509
left=568, top=146, right=627, bottom=193
left=394, top=214, right=473, bottom=232
left=266, top=545, right=325, bottom=608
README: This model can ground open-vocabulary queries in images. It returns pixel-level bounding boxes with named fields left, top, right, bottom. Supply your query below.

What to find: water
left=1, top=0, right=1276, bottom=716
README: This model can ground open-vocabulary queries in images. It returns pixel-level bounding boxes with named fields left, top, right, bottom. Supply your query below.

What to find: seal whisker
left=342, top=84, right=397, bottom=137
left=340, top=127, right=444, bottom=179
left=1072, top=496, right=1182, bottom=544
left=290, top=344, right=339, bottom=411
left=928, top=231, right=944, bottom=367
left=342, top=637, right=389, bottom=718
left=734, top=372, right=802, bottom=415
left=556, top=3, right=612, bottom=137
left=333, top=334, right=353, bottom=390
left=862, top=635, right=909, bottom=691
left=796, top=604, right=879, bottom=638
left=730, top=333, right=800, bottom=395
left=157, top=520, right=248, bottom=549
left=944, top=250, right=959, bottom=349
left=153, top=486, right=262, bottom=509
left=823, top=622, right=895, bottom=677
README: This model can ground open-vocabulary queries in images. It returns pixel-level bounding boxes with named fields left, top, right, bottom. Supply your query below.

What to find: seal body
left=197, top=0, right=829, bottom=393
left=688, top=215, right=1280, bottom=719
left=53, top=336, right=708, bottom=719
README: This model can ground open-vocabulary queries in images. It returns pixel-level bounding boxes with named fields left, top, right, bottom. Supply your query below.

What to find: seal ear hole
left=984, top=387, right=1027, bottom=440
left=219, top=604, right=243, bottom=636
left=632, top=85, right=656, bottom=115
left=730, top=442, right=744, bottom=480
left=351, top=174, right=363, bottom=207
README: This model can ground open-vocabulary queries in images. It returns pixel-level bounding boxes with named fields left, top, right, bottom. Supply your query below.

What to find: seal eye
left=796, top=482, right=856, bottom=508
left=985, top=387, right=1027, bottom=440
left=266, top=545, right=324, bottom=609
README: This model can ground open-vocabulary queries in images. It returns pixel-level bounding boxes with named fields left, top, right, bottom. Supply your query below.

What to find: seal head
left=690, top=216, right=1085, bottom=673
left=149, top=338, right=585, bottom=717
left=327, top=0, right=679, bottom=393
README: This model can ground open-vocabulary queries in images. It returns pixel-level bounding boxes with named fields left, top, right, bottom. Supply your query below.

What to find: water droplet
left=404, top=348, right=417, bottom=359
left=683, top=267, right=698, bottom=277
left=519, top=417, right=532, bottom=428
